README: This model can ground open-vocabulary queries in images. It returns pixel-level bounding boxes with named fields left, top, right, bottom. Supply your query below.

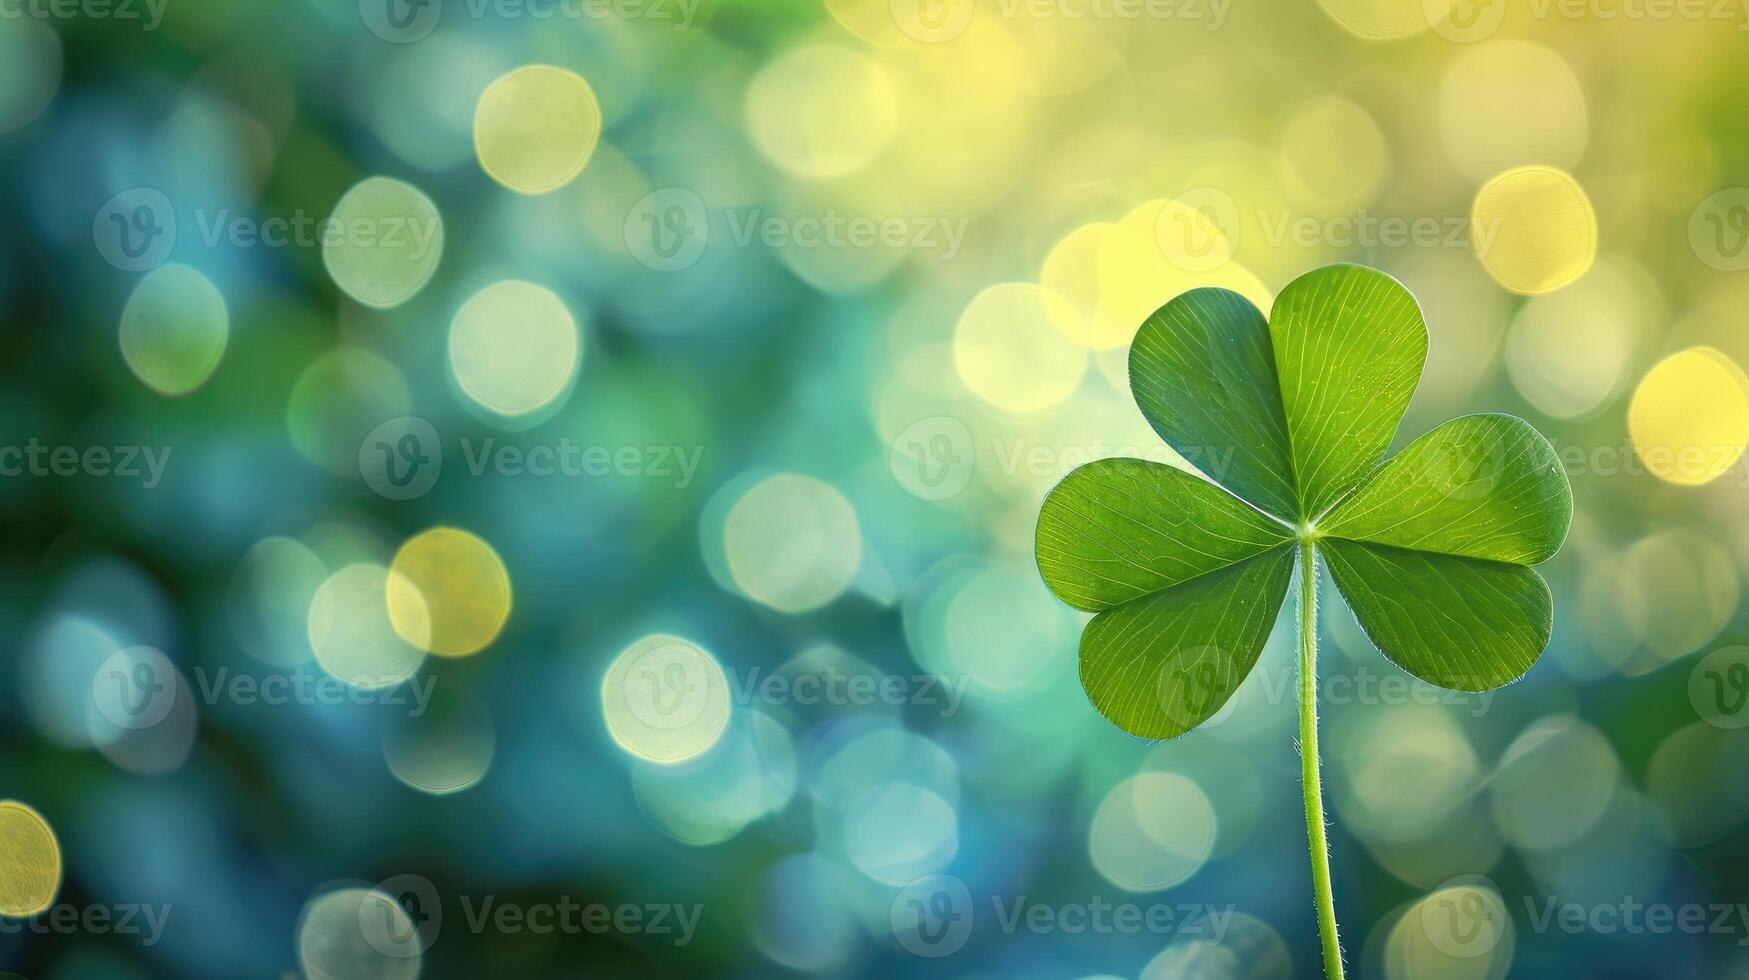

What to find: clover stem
left=1298, top=539, right=1344, bottom=979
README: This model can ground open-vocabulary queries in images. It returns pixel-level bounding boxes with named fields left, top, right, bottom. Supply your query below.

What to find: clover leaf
left=1034, top=263, right=1572, bottom=978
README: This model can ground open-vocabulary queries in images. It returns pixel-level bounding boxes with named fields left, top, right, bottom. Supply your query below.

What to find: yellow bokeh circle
left=1040, top=222, right=1119, bottom=345
left=309, top=564, right=429, bottom=690
left=744, top=44, right=897, bottom=179
left=1280, top=96, right=1390, bottom=211
left=0, top=801, right=60, bottom=917
left=1088, top=773, right=1216, bottom=891
left=1625, top=528, right=1738, bottom=666
left=601, top=633, right=731, bottom=764
left=1628, top=347, right=1749, bottom=486
left=1042, top=200, right=1269, bottom=351
left=1316, top=0, right=1450, bottom=39
left=382, top=690, right=496, bottom=795
left=1502, top=258, right=1650, bottom=419
left=388, top=527, right=512, bottom=657
left=119, top=263, right=229, bottom=397
left=723, top=473, right=862, bottom=614
left=297, top=886, right=421, bottom=980
left=1471, top=166, right=1597, bottom=295
left=1401, top=877, right=1515, bottom=968
left=1439, top=41, right=1587, bottom=184
left=448, top=280, right=581, bottom=419
left=474, top=65, right=601, bottom=194
left=954, top=283, right=1087, bottom=411
left=321, top=176, right=444, bottom=310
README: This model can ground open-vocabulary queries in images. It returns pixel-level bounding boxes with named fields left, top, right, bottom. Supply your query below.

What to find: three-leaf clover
left=1033, top=263, right=1572, bottom=978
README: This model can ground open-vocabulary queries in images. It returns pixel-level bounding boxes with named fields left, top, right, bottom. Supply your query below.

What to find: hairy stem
left=1298, top=539, right=1344, bottom=979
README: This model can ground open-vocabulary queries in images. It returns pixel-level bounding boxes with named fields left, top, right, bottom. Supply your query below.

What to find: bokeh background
left=3, top=0, right=1749, bottom=976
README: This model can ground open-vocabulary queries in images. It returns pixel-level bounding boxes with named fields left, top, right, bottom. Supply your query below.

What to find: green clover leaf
left=1034, top=263, right=1572, bottom=978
